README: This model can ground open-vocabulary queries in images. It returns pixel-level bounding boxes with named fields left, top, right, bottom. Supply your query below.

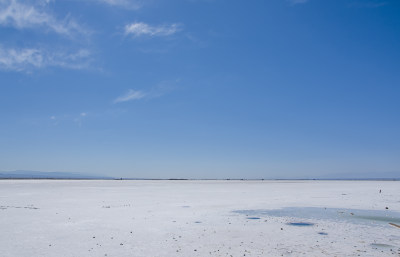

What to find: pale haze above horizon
left=1, top=0, right=399, bottom=179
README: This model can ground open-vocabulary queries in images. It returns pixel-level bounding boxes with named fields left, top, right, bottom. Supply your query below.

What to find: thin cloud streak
left=97, top=0, right=143, bottom=9
left=0, top=45, right=93, bottom=72
left=114, top=80, right=179, bottom=104
left=0, top=0, right=88, bottom=37
left=124, top=22, right=182, bottom=37
left=114, top=89, right=147, bottom=103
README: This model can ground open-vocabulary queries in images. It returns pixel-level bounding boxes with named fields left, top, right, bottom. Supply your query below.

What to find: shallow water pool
left=233, top=207, right=400, bottom=227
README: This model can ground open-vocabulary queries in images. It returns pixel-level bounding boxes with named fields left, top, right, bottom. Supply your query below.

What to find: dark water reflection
left=287, top=222, right=314, bottom=226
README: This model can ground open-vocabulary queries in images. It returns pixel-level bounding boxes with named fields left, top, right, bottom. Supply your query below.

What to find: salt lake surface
left=0, top=180, right=399, bottom=256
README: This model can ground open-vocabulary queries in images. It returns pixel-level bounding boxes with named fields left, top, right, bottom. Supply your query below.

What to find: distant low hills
left=0, top=170, right=114, bottom=179
left=313, top=171, right=400, bottom=180
left=0, top=170, right=398, bottom=180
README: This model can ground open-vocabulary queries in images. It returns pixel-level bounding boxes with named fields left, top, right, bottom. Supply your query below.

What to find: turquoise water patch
left=233, top=207, right=400, bottom=227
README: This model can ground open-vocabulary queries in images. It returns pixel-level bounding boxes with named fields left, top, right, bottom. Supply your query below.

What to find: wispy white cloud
left=48, top=112, right=89, bottom=126
left=0, top=47, right=43, bottom=69
left=0, top=45, right=93, bottom=72
left=114, top=89, right=147, bottom=103
left=114, top=80, right=180, bottom=104
left=124, top=22, right=182, bottom=37
left=97, top=0, right=143, bottom=9
left=74, top=112, right=89, bottom=127
left=0, top=0, right=88, bottom=37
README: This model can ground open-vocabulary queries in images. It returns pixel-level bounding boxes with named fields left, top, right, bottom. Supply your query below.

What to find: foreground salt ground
left=0, top=180, right=399, bottom=257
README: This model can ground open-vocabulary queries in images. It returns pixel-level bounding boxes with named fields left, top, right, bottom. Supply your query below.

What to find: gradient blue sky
left=1, top=0, right=399, bottom=179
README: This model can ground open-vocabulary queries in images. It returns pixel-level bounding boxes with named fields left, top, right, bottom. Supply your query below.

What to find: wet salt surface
left=1, top=180, right=400, bottom=257
left=0, top=205, right=39, bottom=210
left=370, top=243, right=395, bottom=248
left=233, top=207, right=400, bottom=227
left=234, top=207, right=400, bottom=254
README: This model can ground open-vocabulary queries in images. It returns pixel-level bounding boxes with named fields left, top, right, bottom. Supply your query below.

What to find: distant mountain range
left=0, top=170, right=398, bottom=180
left=312, top=171, right=400, bottom=180
left=0, top=170, right=115, bottom=179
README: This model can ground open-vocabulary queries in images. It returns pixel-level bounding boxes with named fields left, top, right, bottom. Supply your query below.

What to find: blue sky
left=0, top=0, right=399, bottom=179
